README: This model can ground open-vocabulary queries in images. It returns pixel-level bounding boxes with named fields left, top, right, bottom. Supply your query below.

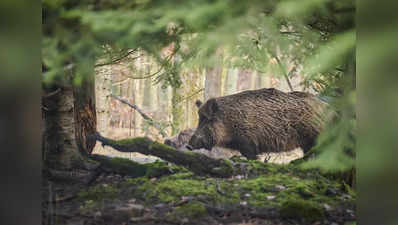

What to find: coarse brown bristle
left=204, top=88, right=332, bottom=155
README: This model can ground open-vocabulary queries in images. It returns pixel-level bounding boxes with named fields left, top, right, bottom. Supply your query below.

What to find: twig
left=110, top=94, right=168, bottom=138
left=95, top=49, right=139, bottom=67
left=176, top=88, right=204, bottom=104
left=273, top=55, right=294, bottom=92
left=122, top=66, right=164, bottom=80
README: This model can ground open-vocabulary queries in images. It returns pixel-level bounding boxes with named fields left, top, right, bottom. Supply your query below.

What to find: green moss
left=125, top=173, right=240, bottom=205
left=343, top=182, right=356, bottom=198
left=166, top=171, right=195, bottom=180
left=212, top=160, right=235, bottom=176
left=167, top=201, right=207, bottom=221
left=149, top=141, right=176, bottom=151
left=77, top=184, right=119, bottom=201
left=145, top=161, right=187, bottom=178
left=102, top=157, right=148, bottom=177
left=110, top=137, right=149, bottom=146
left=120, top=160, right=353, bottom=218
left=79, top=200, right=98, bottom=213
left=280, top=199, right=324, bottom=222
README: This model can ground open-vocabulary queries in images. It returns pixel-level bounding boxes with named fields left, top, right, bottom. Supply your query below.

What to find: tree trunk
left=94, top=62, right=113, bottom=153
left=42, top=77, right=98, bottom=171
left=237, top=69, right=252, bottom=92
left=254, top=71, right=270, bottom=89
left=224, top=68, right=238, bottom=95
left=204, top=67, right=222, bottom=100
left=171, top=86, right=183, bottom=136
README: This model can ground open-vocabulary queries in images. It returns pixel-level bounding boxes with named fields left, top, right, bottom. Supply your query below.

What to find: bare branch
left=110, top=94, right=168, bottom=138
left=176, top=88, right=204, bottom=104
left=95, top=49, right=140, bottom=67
left=273, top=56, right=294, bottom=92
left=122, top=66, right=164, bottom=80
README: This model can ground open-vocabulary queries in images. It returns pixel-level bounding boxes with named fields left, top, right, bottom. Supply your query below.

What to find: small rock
left=346, top=209, right=354, bottom=215
left=234, top=175, right=244, bottom=179
left=342, top=194, right=352, bottom=200
left=114, top=203, right=145, bottom=218
left=244, top=193, right=251, bottom=198
left=266, top=195, right=276, bottom=200
left=240, top=201, right=247, bottom=206
left=181, top=196, right=195, bottom=201
left=94, top=211, right=102, bottom=218
left=275, top=185, right=286, bottom=191
left=325, top=188, right=337, bottom=196
left=323, top=204, right=332, bottom=211
left=128, top=198, right=136, bottom=204
left=154, top=203, right=166, bottom=209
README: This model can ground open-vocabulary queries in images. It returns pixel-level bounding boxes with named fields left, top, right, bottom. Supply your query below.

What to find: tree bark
left=204, top=67, right=222, bottom=100
left=171, top=86, right=184, bottom=136
left=42, top=78, right=98, bottom=171
left=224, top=68, right=238, bottom=95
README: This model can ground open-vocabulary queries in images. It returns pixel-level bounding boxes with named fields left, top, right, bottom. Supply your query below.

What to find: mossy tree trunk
left=42, top=75, right=98, bottom=171
left=94, top=132, right=237, bottom=177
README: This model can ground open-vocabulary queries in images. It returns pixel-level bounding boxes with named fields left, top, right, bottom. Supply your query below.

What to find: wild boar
left=187, top=88, right=330, bottom=160
left=164, top=128, right=195, bottom=149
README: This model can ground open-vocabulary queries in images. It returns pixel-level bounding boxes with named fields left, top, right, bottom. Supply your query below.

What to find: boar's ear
left=195, top=100, right=203, bottom=108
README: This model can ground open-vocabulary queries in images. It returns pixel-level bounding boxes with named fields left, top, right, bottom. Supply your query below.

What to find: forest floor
left=43, top=157, right=355, bottom=225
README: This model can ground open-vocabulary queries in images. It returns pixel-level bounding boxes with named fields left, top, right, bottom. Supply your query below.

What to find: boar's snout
left=188, top=133, right=212, bottom=150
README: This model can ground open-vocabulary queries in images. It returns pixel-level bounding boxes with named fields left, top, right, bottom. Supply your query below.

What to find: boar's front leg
left=233, top=137, right=258, bottom=160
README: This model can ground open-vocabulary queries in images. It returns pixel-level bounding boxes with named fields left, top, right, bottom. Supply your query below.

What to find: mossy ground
left=74, top=158, right=355, bottom=224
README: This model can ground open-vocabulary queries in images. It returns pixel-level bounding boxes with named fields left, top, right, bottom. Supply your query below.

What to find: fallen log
left=93, top=132, right=238, bottom=177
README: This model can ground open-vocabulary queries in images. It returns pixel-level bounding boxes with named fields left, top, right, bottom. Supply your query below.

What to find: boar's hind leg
left=300, top=134, right=317, bottom=154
